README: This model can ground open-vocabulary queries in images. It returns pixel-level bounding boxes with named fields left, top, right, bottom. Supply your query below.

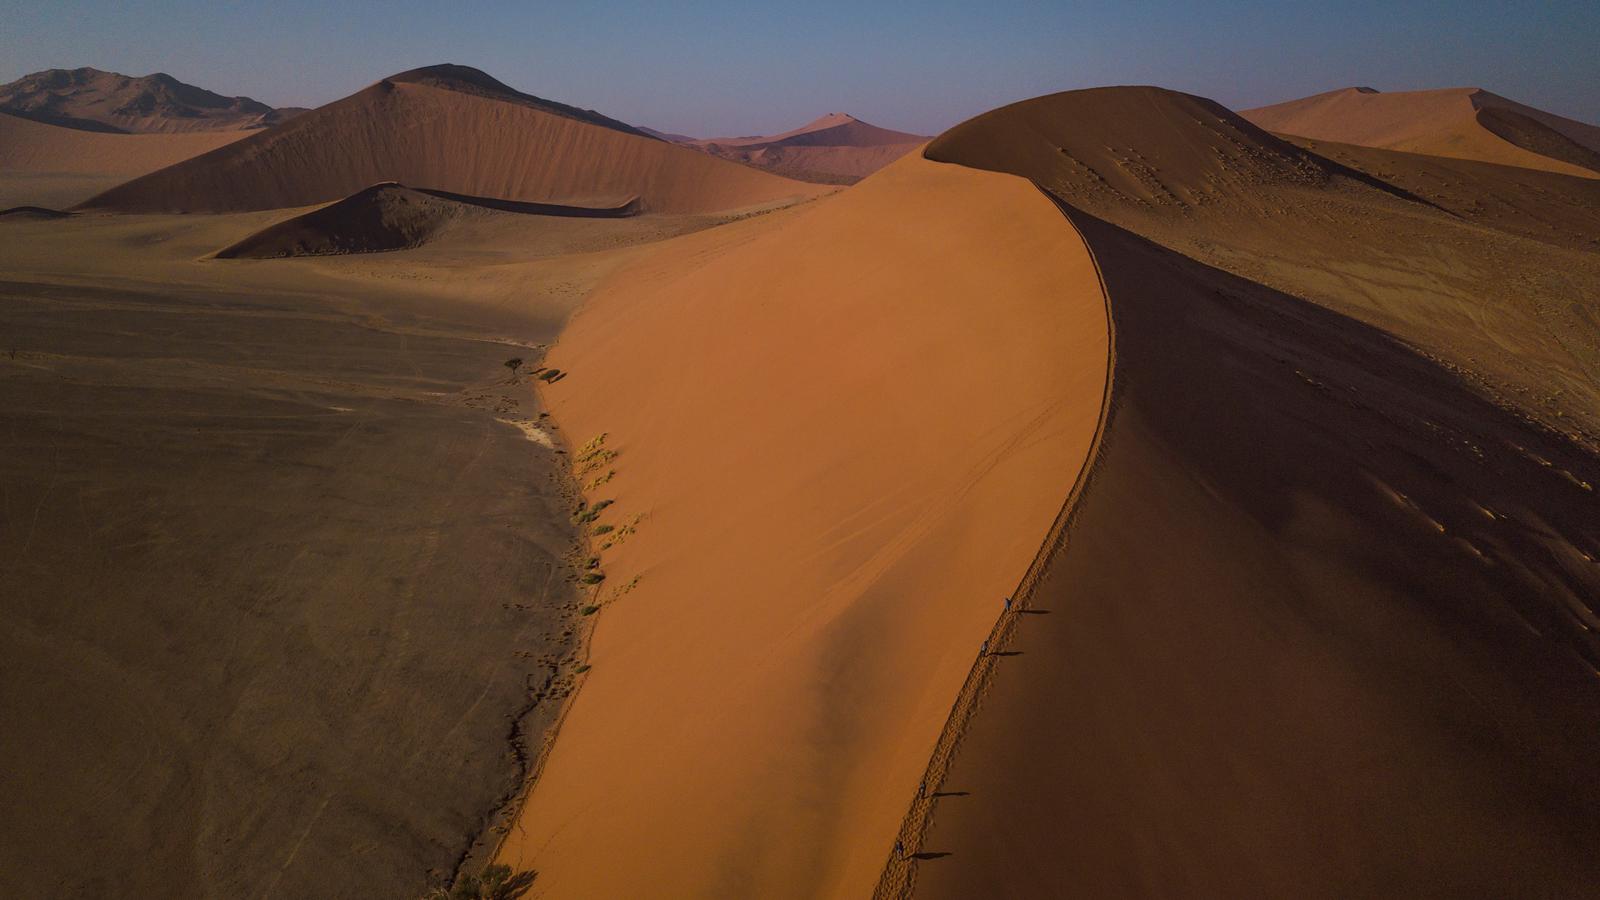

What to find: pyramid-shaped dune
left=80, top=65, right=832, bottom=214
left=1243, top=86, right=1600, bottom=177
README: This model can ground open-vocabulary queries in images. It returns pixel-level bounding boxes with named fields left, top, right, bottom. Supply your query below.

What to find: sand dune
left=688, top=113, right=927, bottom=183
left=81, top=66, right=832, bottom=214
left=1243, top=86, right=1600, bottom=177
left=215, top=182, right=638, bottom=258
left=0, top=110, right=249, bottom=175
left=871, top=86, right=1600, bottom=897
left=494, top=152, right=1110, bottom=898
left=0, top=66, right=301, bottom=133
left=0, top=110, right=248, bottom=208
left=0, top=190, right=745, bottom=896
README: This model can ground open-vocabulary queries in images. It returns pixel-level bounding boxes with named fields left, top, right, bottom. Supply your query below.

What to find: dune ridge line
left=872, top=179, right=1119, bottom=900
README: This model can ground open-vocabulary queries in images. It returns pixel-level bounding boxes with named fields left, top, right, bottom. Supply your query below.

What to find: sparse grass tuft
left=582, top=572, right=606, bottom=584
left=593, top=524, right=614, bottom=536
left=422, top=863, right=535, bottom=899
left=581, top=605, right=599, bottom=616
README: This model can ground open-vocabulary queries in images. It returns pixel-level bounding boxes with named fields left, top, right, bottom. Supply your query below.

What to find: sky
left=3, top=0, right=1597, bottom=137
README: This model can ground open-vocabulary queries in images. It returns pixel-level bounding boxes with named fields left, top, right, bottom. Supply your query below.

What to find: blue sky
left=3, top=0, right=1596, bottom=137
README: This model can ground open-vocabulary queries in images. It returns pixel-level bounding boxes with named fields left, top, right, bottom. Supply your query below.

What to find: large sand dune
left=1243, top=86, right=1600, bottom=178
left=494, top=152, right=1110, bottom=897
left=0, top=110, right=247, bottom=207
left=688, top=113, right=928, bottom=183
left=81, top=66, right=832, bottom=214
left=876, top=86, right=1600, bottom=897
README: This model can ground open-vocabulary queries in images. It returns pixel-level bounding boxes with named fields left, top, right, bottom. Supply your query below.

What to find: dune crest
left=1243, top=86, right=1600, bottom=177
left=878, top=86, right=1600, bottom=897
left=495, top=153, right=1110, bottom=898
left=80, top=67, right=833, bottom=214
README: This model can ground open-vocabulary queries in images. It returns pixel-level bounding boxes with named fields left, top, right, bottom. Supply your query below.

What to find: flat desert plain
left=3, top=62, right=1600, bottom=900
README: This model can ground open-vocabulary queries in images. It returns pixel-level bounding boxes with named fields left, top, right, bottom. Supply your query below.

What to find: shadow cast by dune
left=909, top=195, right=1600, bottom=899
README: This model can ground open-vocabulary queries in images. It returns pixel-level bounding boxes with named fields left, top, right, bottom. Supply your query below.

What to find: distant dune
left=687, top=113, right=927, bottom=183
left=890, top=86, right=1600, bottom=898
left=1243, top=86, right=1600, bottom=177
left=80, top=65, right=831, bottom=214
left=0, top=109, right=249, bottom=207
left=0, top=66, right=302, bottom=133
left=496, top=152, right=1110, bottom=897
left=0, top=110, right=246, bottom=174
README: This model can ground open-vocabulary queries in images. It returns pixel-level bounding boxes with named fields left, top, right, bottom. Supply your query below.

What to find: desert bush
left=422, top=863, right=535, bottom=900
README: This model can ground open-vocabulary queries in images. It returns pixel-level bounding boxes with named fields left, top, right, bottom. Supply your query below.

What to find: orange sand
left=1244, top=86, right=1600, bottom=177
left=495, top=152, right=1110, bottom=897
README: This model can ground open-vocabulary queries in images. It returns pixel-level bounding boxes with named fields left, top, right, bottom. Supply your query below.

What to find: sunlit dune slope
left=887, top=86, right=1600, bottom=898
left=80, top=67, right=831, bottom=214
left=0, top=110, right=246, bottom=176
left=1243, top=86, right=1600, bottom=177
left=496, top=153, right=1110, bottom=898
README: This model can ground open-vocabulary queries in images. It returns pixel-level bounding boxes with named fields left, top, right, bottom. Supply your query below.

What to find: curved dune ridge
left=1243, top=86, right=1600, bottom=177
left=494, top=152, right=1110, bottom=898
left=872, top=87, right=1600, bottom=897
left=78, top=66, right=832, bottom=214
left=0, top=110, right=247, bottom=176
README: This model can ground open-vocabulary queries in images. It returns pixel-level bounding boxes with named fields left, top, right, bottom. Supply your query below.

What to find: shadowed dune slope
left=1243, top=86, right=1600, bottom=178
left=215, top=183, right=637, bottom=258
left=929, top=86, right=1600, bottom=439
left=496, top=153, right=1110, bottom=898
left=885, top=86, right=1600, bottom=898
left=1282, top=136, right=1600, bottom=253
left=80, top=69, right=831, bottom=214
left=0, top=110, right=246, bottom=175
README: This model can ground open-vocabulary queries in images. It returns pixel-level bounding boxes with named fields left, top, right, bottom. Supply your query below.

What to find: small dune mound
left=215, top=183, right=463, bottom=258
left=215, top=183, right=637, bottom=258
left=79, top=65, right=831, bottom=215
left=1243, top=86, right=1600, bottom=178
left=0, top=205, right=71, bottom=219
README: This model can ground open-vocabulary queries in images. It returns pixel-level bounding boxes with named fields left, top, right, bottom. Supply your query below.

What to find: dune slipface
left=1243, top=86, right=1600, bottom=178
left=79, top=67, right=832, bottom=214
left=495, top=153, right=1110, bottom=898
left=876, top=87, right=1600, bottom=898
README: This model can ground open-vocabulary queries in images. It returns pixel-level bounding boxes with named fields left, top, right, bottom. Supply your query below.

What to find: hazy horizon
left=4, top=0, right=1599, bottom=140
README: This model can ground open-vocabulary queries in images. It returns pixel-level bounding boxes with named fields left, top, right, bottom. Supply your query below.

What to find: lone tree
left=423, top=863, right=535, bottom=900
left=504, top=357, right=524, bottom=376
